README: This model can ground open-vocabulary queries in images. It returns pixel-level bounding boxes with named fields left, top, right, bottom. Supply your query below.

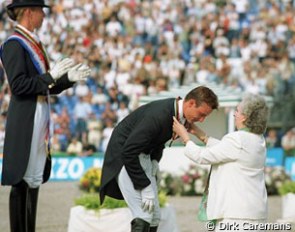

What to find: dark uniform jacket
left=1, top=39, right=74, bottom=186
left=100, top=98, right=176, bottom=203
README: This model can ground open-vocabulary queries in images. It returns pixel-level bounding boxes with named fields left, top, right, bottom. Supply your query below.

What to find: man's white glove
left=68, top=64, right=91, bottom=82
left=151, top=160, right=161, bottom=187
left=49, top=58, right=75, bottom=81
left=141, top=184, right=155, bottom=214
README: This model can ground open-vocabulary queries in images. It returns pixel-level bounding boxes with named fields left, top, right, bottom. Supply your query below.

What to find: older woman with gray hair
left=173, top=94, right=269, bottom=232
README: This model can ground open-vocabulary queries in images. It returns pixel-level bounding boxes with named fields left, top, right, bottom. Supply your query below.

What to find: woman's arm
left=173, top=117, right=208, bottom=144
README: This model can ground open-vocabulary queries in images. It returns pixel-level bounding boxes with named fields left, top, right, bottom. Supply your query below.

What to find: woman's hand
left=173, top=117, right=190, bottom=144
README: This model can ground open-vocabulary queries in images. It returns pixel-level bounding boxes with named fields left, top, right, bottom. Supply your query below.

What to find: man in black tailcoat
left=100, top=86, right=218, bottom=231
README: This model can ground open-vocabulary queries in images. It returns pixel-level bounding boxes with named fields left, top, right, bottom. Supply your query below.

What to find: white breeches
left=118, top=153, right=161, bottom=226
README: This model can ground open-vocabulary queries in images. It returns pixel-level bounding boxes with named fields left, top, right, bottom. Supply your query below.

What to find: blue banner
left=285, top=157, right=295, bottom=181
left=0, top=156, right=104, bottom=182
left=50, top=156, right=104, bottom=181
left=265, top=148, right=284, bottom=167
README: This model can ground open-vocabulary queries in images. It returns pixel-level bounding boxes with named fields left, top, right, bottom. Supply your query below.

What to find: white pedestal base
left=68, top=204, right=179, bottom=232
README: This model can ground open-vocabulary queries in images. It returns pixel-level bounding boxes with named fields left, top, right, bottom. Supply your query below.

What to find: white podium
left=68, top=204, right=179, bottom=232
left=281, top=193, right=295, bottom=222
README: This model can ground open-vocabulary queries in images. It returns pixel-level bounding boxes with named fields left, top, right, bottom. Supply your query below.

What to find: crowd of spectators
left=1, top=0, right=295, bottom=156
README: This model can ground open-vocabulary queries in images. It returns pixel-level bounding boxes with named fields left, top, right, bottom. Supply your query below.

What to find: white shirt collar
left=17, top=24, right=40, bottom=42
left=178, top=99, right=185, bottom=124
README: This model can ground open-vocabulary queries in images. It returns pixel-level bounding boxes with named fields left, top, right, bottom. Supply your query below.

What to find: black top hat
left=6, top=0, right=50, bottom=10
left=6, top=0, right=50, bottom=21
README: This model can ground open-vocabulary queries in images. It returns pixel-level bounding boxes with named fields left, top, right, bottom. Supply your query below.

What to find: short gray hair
left=240, top=94, right=269, bottom=134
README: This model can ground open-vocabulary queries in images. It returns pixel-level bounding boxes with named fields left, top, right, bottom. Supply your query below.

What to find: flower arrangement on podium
left=159, top=164, right=209, bottom=196
left=265, top=166, right=291, bottom=195
left=79, top=167, right=102, bottom=193
left=180, top=164, right=208, bottom=196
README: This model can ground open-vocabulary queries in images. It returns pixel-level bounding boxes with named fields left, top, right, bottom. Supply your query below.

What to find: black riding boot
left=131, top=218, right=150, bottom=232
left=9, top=181, right=29, bottom=232
left=150, top=226, right=158, bottom=232
left=27, top=187, right=39, bottom=232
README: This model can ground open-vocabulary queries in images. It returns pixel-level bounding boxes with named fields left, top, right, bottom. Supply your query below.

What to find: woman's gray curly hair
left=240, top=94, right=269, bottom=134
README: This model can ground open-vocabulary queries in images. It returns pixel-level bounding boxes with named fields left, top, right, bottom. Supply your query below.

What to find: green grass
left=75, top=191, right=167, bottom=210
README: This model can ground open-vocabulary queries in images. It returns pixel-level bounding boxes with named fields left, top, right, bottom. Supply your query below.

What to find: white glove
left=141, top=184, right=155, bottom=214
left=49, top=58, right=75, bottom=80
left=151, top=160, right=161, bottom=187
left=68, top=63, right=91, bottom=82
